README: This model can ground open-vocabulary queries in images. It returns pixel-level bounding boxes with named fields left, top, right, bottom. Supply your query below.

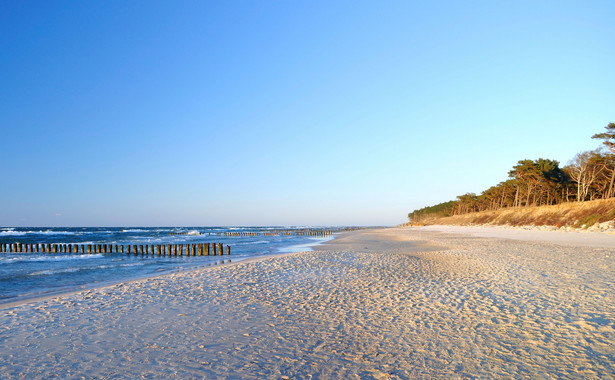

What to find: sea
left=0, top=226, right=340, bottom=305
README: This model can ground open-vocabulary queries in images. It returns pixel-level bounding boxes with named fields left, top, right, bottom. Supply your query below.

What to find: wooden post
left=218, top=243, right=223, bottom=256
left=211, top=243, right=216, bottom=256
left=226, top=245, right=230, bottom=255
left=133, top=245, right=138, bottom=256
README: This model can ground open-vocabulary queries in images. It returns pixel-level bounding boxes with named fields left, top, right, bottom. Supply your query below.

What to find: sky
left=1, top=1, right=614, bottom=227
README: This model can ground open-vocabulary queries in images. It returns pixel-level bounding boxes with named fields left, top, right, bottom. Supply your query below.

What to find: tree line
left=408, top=123, right=615, bottom=222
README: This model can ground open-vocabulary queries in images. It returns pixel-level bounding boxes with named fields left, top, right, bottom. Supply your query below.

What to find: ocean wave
left=0, top=230, right=76, bottom=236
left=27, top=260, right=145, bottom=277
left=37, top=230, right=76, bottom=235
left=0, top=231, right=26, bottom=236
left=233, top=240, right=270, bottom=245
left=277, top=243, right=316, bottom=253
left=29, top=267, right=81, bottom=276
left=0, top=254, right=104, bottom=263
left=186, top=230, right=201, bottom=235
left=121, top=229, right=147, bottom=233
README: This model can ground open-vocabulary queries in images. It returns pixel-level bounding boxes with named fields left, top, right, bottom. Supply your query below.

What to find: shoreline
left=1, top=228, right=613, bottom=378
left=0, top=234, right=334, bottom=310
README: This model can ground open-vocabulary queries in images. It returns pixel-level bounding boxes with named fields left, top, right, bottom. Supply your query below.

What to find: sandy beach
left=1, top=227, right=614, bottom=378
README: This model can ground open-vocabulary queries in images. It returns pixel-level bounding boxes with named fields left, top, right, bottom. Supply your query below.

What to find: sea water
left=0, top=226, right=338, bottom=304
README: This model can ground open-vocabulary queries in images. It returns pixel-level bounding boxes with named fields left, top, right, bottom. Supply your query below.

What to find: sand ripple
left=0, top=228, right=613, bottom=378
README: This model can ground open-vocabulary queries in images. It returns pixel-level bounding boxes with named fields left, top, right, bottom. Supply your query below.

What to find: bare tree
left=566, top=150, right=604, bottom=201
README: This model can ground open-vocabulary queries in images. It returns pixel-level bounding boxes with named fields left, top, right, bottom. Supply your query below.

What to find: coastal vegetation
left=408, top=123, right=615, bottom=227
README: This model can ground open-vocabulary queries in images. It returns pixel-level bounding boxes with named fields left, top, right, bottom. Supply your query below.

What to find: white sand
left=0, top=228, right=614, bottom=378
left=417, top=224, right=615, bottom=248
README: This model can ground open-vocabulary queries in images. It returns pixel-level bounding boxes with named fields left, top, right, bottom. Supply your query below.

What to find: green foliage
left=407, top=122, right=615, bottom=220
left=408, top=201, right=455, bottom=222
left=592, top=122, right=615, bottom=153
left=576, top=214, right=601, bottom=228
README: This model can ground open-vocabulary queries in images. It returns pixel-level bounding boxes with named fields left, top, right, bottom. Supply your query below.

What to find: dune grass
left=425, top=198, right=615, bottom=229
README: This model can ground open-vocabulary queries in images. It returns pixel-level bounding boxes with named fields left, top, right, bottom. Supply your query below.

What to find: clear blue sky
left=1, top=1, right=613, bottom=227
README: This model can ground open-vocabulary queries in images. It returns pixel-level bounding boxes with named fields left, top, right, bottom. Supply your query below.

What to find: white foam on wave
left=39, top=230, right=76, bottom=235
left=0, top=231, right=26, bottom=236
left=0, top=254, right=104, bottom=263
left=29, top=267, right=81, bottom=276
left=186, top=230, right=201, bottom=235
left=277, top=236, right=334, bottom=253
left=0, top=229, right=76, bottom=236
left=234, top=240, right=270, bottom=246
left=27, top=260, right=145, bottom=277
left=121, top=229, right=147, bottom=233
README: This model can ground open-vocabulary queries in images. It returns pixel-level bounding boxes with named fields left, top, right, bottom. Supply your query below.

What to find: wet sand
left=1, top=227, right=614, bottom=378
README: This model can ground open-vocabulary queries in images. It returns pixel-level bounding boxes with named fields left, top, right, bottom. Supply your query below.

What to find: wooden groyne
left=170, top=229, right=360, bottom=237
left=220, top=229, right=333, bottom=237
left=0, top=243, right=230, bottom=257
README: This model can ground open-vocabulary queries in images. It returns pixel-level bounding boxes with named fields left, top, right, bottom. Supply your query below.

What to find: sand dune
left=1, top=228, right=613, bottom=378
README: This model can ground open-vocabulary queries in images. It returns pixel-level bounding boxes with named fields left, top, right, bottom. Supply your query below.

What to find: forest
left=408, top=123, right=615, bottom=222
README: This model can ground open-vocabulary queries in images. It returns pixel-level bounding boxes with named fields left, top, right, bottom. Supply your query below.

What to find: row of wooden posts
left=0, top=243, right=230, bottom=256
left=221, top=230, right=334, bottom=237
left=171, top=230, right=335, bottom=237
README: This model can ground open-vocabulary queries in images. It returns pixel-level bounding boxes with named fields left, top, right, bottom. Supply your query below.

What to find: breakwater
left=171, top=227, right=361, bottom=237
left=0, top=242, right=230, bottom=256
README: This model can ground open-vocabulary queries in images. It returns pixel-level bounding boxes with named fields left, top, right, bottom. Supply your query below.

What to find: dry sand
left=1, top=227, right=614, bottom=379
